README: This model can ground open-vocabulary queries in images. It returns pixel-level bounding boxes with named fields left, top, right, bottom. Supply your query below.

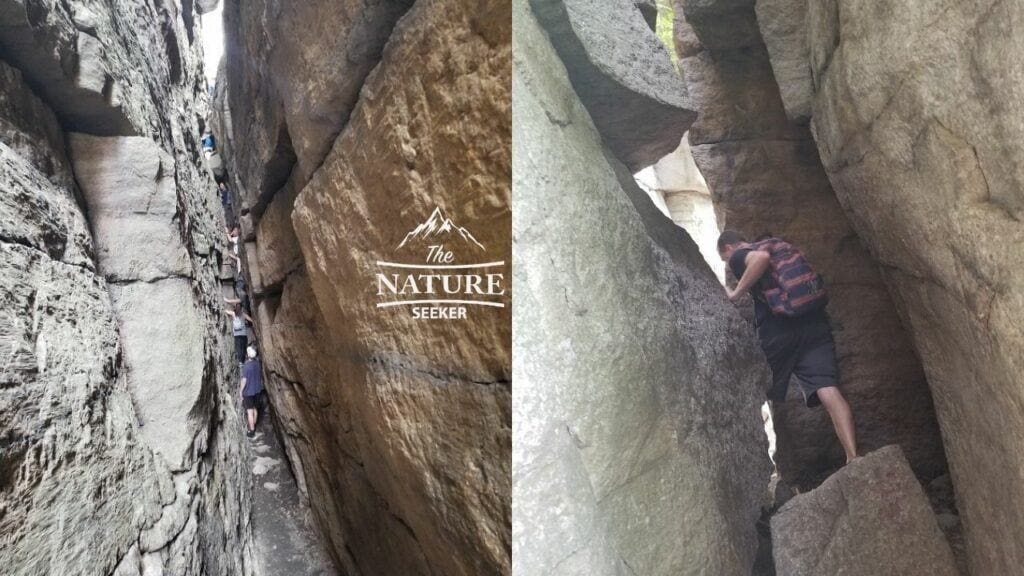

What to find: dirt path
left=245, top=411, right=339, bottom=576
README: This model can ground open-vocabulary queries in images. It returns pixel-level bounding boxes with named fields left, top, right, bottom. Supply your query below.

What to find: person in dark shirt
left=718, top=230, right=858, bottom=464
left=239, top=346, right=264, bottom=437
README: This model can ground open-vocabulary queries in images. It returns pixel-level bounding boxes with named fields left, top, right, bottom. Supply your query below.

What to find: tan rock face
left=221, top=0, right=414, bottom=214
left=217, top=0, right=511, bottom=573
left=760, top=0, right=1024, bottom=572
left=676, top=0, right=948, bottom=490
left=513, top=0, right=771, bottom=574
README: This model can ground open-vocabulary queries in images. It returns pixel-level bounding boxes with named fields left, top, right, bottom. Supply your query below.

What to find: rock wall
left=754, top=0, right=1024, bottom=572
left=215, top=0, right=511, bottom=574
left=674, top=0, right=948, bottom=489
left=512, top=0, right=772, bottom=573
left=0, top=1, right=250, bottom=575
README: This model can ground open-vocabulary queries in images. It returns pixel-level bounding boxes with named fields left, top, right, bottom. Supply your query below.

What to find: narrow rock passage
left=244, top=418, right=337, bottom=576
left=217, top=189, right=337, bottom=576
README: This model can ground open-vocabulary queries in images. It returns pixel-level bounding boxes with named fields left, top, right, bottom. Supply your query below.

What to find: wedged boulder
left=754, top=0, right=812, bottom=123
left=196, top=0, right=219, bottom=14
left=676, top=0, right=947, bottom=490
left=793, top=1, right=1024, bottom=572
left=772, top=446, right=958, bottom=576
left=513, top=0, right=771, bottom=574
left=0, top=61, right=73, bottom=186
left=529, top=0, right=695, bottom=171
left=0, top=0, right=188, bottom=136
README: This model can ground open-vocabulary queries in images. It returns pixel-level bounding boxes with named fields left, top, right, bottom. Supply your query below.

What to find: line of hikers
left=205, top=127, right=264, bottom=438
left=717, top=230, right=858, bottom=465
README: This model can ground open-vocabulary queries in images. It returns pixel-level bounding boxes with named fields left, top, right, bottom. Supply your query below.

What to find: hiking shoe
left=246, top=429, right=255, bottom=438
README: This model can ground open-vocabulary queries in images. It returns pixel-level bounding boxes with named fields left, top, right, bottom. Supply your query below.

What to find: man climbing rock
left=240, top=345, right=264, bottom=438
left=717, top=230, right=858, bottom=464
left=225, top=303, right=253, bottom=366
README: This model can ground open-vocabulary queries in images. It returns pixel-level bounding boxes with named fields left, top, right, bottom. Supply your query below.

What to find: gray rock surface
left=676, top=0, right=948, bottom=491
left=529, top=0, right=696, bottom=171
left=788, top=0, right=1024, bottom=572
left=513, top=0, right=771, bottom=574
left=0, top=1, right=252, bottom=574
left=772, top=446, right=958, bottom=576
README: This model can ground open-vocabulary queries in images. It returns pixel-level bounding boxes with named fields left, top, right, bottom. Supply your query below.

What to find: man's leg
left=816, top=386, right=857, bottom=463
left=246, top=407, right=257, bottom=432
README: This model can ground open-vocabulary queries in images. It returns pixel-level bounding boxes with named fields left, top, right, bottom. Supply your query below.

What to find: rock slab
left=772, top=445, right=958, bottom=576
left=513, top=0, right=771, bottom=573
left=529, top=0, right=696, bottom=171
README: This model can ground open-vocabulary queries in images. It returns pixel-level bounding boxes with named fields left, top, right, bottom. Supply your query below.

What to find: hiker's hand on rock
left=726, top=288, right=742, bottom=302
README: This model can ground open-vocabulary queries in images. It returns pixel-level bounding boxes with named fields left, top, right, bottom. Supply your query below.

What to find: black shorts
left=234, top=334, right=248, bottom=364
left=760, top=319, right=838, bottom=407
left=242, top=395, right=259, bottom=409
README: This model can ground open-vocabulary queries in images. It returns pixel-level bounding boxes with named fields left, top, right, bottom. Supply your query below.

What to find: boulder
left=513, top=1, right=771, bottom=574
left=772, top=446, right=958, bottom=576
left=0, top=61, right=73, bottom=187
left=529, top=0, right=695, bottom=171
left=792, top=0, right=1024, bottom=572
left=196, top=0, right=219, bottom=14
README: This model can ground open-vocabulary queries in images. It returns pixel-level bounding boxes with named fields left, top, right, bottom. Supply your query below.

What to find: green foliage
left=655, top=0, right=678, bottom=66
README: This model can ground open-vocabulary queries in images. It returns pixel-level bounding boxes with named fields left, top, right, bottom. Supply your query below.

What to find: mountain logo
left=375, top=205, right=506, bottom=320
left=397, top=206, right=485, bottom=251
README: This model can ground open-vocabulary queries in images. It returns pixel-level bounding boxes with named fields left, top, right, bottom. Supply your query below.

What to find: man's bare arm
left=727, top=250, right=771, bottom=301
left=239, top=377, right=246, bottom=398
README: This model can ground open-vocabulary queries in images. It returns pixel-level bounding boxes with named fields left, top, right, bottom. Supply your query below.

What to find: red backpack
left=746, top=238, right=828, bottom=317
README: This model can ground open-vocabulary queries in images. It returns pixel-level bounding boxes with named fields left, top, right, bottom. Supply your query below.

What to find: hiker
left=225, top=292, right=251, bottom=318
left=201, top=130, right=216, bottom=152
left=225, top=303, right=253, bottom=366
left=239, top=345, right=264, bottom=437
left=218, top=181, right=232, bottom=219
left=717, top=230, right=858, bottom=464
